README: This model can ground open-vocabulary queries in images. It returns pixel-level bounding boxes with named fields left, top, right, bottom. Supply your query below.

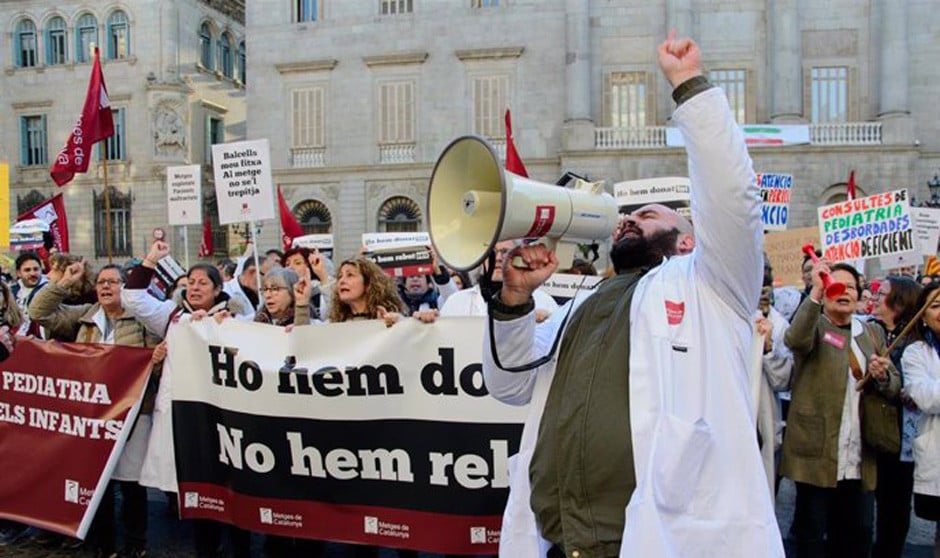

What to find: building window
left=471, top=75, right=509, bottom=138
left=199, top=22, right=214, bottom=69
left=472, top=0, right=499, bottom=6
left=20, top=115, right=47, bottom=167
left=15, top=19, right=38, bottom=68
left=237, top=41, right=246, bottom=84
left=75, top=14, right=98, bottom=63
left=106, top=10, right=130, bottom=60
left=603, top=71, right=649, bottom=128
left=206, top=116, right=225, bottom=163
left=378, top=81, right=415, bottom=144
left=294, top=0, right=320, bottom=22
left=811, top=66, right=848, bottom=123
left=380, top=0, right=413, bottom=15
left=709, top=68, right=747, bottom=124
left=293, top=199, right=332, bottom=234
left=17, top=190, right=48, bottom=215
left=204, top=192, right=229, bottom=256
left=378, top=196, right=421, bottom=232
left=292, top=88, right=326, bottom=149
left=99, top=108, right=126, bottom=161
left=45, top=16, right=68, bottom=66
left=93, top=187, right=133, bottom=258
left=218, top=33, right=233, bottom=78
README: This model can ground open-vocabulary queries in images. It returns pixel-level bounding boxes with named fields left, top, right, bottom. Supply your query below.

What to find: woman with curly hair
left=327, top=256, right=406, bottom=325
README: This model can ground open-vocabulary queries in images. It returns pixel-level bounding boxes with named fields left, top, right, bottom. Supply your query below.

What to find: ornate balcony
left=594, top=126, right=668, bottom=149
left=379, top=142, right=416, bottom=164
left=594, top=122, right=883, bottom=149
left=289, top=147, right=326, bottom=168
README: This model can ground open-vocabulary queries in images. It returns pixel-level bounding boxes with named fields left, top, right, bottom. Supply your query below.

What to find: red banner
left=16, top=193, right=70, bottom=253
left=277, top=185, right=304, bottom=251
left=0, top=339, right=153, bottom=538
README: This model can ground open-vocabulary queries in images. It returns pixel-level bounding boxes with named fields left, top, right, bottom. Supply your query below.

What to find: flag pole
left=89, top=42, right=113, bottom=264
left=249, top=220, right=262, bottom=298
left=182, top=226, right=190, bottom=269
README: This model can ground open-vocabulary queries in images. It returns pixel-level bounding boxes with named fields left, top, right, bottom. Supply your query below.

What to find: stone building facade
left=248, top=0, right=938, bottom=268
left=0, top=0, right=246, bottom=266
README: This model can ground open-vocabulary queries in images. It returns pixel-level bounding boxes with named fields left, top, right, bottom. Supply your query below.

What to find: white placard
left=362, top=232, right=431, bottom=252
left=912, top=207, right=940, bottom=256
left=291, top=234, right=334, bottom=251
left=211, top=139, right=275, bottom=225
left=879, top=250, right=924, bottom=271
left=540, top=273, right=603, bottom=299
left=166, top=165, right=202, bottom=226
left=613, top=177, right=691, bottom=218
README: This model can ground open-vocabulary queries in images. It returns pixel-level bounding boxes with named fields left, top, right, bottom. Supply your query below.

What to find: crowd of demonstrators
left=281, top=246, right=332, bottom=319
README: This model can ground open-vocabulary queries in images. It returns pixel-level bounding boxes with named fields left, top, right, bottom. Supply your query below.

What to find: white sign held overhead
left=362, top=232, right=431, bottom=252
left=212, top=139, right=275, bottom=225
left=912, top=207, right=940, bottom=257
left=166, top=165, right=202, bottom=226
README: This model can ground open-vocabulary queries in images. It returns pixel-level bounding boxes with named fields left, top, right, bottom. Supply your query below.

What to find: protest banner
left=165, top=318, right=523, bottom=554
left=613, top=177, right=691, bottom=218
left=362, top=233, right=435, bottom=278
left=541, top=273, right=603, bottom=303
left=763, top=226, right=820, bottom=287
left=0, top=339, right=154, bottom=538
left=911, top=207, right=940, bottom=257
left=17, top=193, right=70, bottom=254
left=757, top=173, right=792, bottom=231
left=291, top=234, right=334, bottom=260
left=817, top=189, right=915, bottom=263
left=166, top=165, right=202, bottom=226
left=212, top=139, right=275, bottom=225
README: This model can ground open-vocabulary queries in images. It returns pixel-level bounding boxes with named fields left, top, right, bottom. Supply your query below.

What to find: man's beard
left=610, top=227, right=681, bottom=273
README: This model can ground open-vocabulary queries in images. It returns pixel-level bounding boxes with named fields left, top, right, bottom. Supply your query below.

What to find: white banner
left=541, top=273, right=603, bottom=299
left=912, top=207, right=940, bottom=256
left=613, top=177, right=691, bottom=218
left=166, top=165, right=202, bottom=226
left=667, top=124, right=810, bottom=147
left=291, top=234, right=334, bottom=251
left=212, top=139, right=275, bottom=225
left=362, top=232, right=431, bottom=252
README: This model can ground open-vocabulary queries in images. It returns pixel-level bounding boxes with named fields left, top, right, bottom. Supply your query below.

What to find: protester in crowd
left=253, top=267, right=314, bottom=326
left=282, top=246, right=332, bottom=319
left=900, top=281, right=940, bottom=558
left=858, top=285, right=874, bottom=315
left=122, top=240, right=250, bottom=558
left=482, top=33, right=783, bottom=557
left=781, top=261, right=900, bottom=558
left=439, top=240, right=558, bottom=321
left=29, top=261, right=165, bottom=558
left=0, top=281, right=21, bottom=363
left=327, top=256, right=408, bottom=326
left=870, top=275, right=923, bottom=558
left=216, top=257, right=236, bottom=282
left=918, top=274, right=940, bottom=286
left=448, top=268, right=472, bottom=291
left=396, top=252, right=458, bottom=319
left=751, top=260, right=793, bottom=500
left=165, top=274, right=188, bottom=305
left=262, top=249, right=284, bottom=275
left=11, top=251, right=47, bottom=337
left=224, top=257, right=260, bottom=320
left=46, top=252, right=96, bottom=305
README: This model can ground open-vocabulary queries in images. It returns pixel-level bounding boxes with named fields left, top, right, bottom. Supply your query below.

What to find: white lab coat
left=483, top=88, right=784, bottom=558
left=440, top=284, right=558, bottom=317
left=901, top=340, right=940, bottom=497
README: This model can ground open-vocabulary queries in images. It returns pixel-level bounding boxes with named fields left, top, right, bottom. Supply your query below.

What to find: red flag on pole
left=277, top=185, right=304, bottom=250
left=847, top=170, right=857, bottom=200
left=505, top=109, right=529, bottom=177
left=198, top=215, right=213, bottom=258
left=50, top=47, right=114, bottom=186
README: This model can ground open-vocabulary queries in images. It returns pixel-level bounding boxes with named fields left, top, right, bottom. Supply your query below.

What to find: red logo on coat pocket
left=665, top=300, right=685, bottom=325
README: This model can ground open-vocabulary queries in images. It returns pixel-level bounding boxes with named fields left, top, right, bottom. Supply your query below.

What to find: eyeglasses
left=95, top=279, right=123, bottom=286
left=261, top=286, right=287, bottom=294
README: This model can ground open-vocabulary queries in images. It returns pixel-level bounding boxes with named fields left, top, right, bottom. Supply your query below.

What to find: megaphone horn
left=427, top=135, right=619, bottom=271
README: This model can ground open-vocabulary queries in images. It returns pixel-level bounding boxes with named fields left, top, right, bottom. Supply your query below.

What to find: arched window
left=75, top=14, right=98, bottom=63
left=218, top=33, right=233, bottom=78
left=237, top=40, right=246, bottom=84
left=45, top=16, right=67, bottom=65
left=199, top=22, right=213, bottom=69
left=822, top=183, right=866, bottom=207
left=377, top=196, right=421, bottom=233
left=293, top=200, right=332, bottom=235
left=106, top=10, right=129, bottom=60
left=14, top=19, right=38, bottom=68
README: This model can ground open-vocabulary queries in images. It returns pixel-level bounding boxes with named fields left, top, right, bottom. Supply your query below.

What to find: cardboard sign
left=212, top=139, right=275, bottom=225
left=758, top=173, right=792, bottom=231
left=817, top=189, right=915, bottom=263
left=763, top=226, right=820, bottom=287
left=166, top=165, right=202, bottom=226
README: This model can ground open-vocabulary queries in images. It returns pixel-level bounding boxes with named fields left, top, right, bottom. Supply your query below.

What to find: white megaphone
left=428, top=135, right=619, bottom=271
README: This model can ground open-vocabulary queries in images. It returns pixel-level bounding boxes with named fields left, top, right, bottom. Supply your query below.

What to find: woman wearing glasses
left=28, top=261, right=165, bottom=558
left=255, top=267, right=314, bottom=326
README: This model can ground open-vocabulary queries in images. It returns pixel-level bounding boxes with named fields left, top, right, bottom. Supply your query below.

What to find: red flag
left=505, top=109, right=528, bottom=177
left=16, top=193, right=70, bottom=253
left=847, top=170, right=857, bottom=200
left=198, top=215, right=213, bottom=258
left=277, top=185, right=304, bottom=250
left=50, top=47, right=114, bottom=186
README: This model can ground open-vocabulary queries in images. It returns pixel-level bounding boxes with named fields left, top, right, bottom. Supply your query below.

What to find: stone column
left=768, top=0, right=803, bottom=122
left=877, top=0, right=914, bottom=145
left=561, top=0, right=594, bottom=151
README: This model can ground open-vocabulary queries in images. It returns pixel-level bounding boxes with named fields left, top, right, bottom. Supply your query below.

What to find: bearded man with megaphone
left=481, top=32, right=784, bottom=558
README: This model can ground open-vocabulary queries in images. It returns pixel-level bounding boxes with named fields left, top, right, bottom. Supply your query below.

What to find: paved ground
left=0, top=482, right=934, bottom=557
